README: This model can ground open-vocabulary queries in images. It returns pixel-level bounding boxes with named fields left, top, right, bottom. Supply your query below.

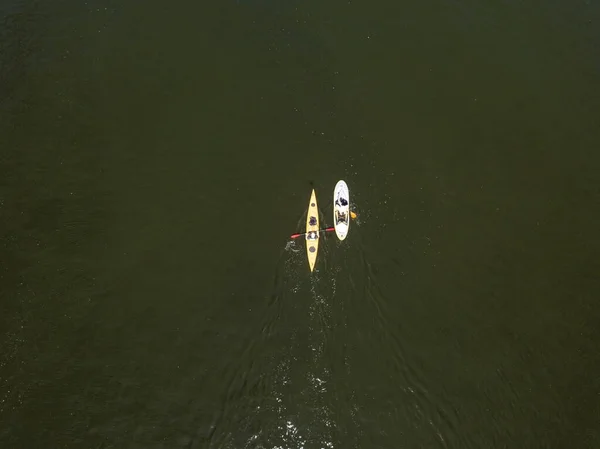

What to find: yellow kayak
left=305, top=189, right=319, bottom=272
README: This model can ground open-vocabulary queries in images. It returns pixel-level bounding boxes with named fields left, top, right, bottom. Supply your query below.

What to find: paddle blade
left=290, top=233, right=302, bottom=239
left=350, top=211, right=357, bottom=219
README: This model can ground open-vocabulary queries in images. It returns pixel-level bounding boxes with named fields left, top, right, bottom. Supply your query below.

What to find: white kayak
left=333, top=180, right=350, bottom=240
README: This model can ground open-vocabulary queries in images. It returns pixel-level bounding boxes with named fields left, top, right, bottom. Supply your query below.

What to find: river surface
left=1, top=0, right=599, bottom=447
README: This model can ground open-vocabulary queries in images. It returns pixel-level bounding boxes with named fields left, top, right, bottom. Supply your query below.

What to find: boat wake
left=206, top=214, right=447, bottom=449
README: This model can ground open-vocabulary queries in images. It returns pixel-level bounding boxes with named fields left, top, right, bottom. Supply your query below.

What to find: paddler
left=336, top=211, right=348, bottom=224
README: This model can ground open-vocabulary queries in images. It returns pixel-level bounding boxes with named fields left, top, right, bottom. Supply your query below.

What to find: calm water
left=1, top=0, right=599, bottom=447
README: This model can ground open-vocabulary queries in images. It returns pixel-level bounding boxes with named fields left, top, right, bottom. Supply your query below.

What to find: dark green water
left=2, top=0, right=599, bottom=447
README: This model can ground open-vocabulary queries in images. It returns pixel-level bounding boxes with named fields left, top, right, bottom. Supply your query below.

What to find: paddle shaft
left=290, top=227, right=335, bottom=239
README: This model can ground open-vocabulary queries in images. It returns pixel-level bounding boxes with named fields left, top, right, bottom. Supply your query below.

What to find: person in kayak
left=336, top=211, right=348, bottom=224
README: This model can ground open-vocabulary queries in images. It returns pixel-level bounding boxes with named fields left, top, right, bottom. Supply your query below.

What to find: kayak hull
left=333, top=180, right=350, bottom=241
left=305, top=189, right=319, bottom=271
